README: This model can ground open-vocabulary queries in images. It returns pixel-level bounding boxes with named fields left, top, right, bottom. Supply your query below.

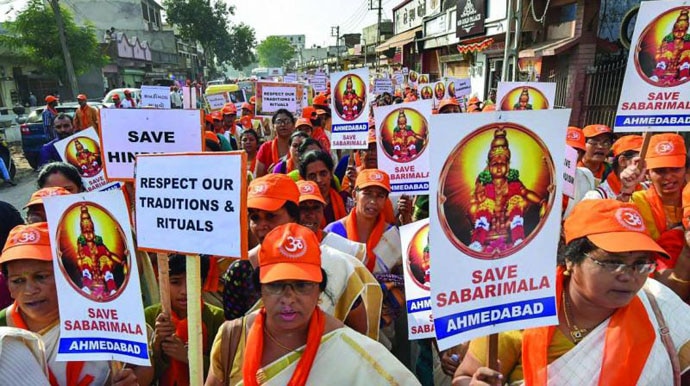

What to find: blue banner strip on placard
left=58, top=337, right=148, bottom=359
left=615, top=114, right=690, bottom=127
left=331, top=123, right=369, bottom=133
left=391, top=182, right=429, bottom=193
left=434, top=296, right=557, bottom=339
left=407, top=296, right=432, bottom=314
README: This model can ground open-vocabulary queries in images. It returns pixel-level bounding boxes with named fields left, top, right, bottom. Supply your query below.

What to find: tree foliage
left=164, top=0, right=256, bottom=70
left=0, top=0, right=107, bottom=80
left=256, top=36, right=295, bottom=68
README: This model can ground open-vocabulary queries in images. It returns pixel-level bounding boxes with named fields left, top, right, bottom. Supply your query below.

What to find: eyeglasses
left=586, top=254, right=656, bottom=275
left=262, top=281, right=318, bottom=295
left=586, top=139, right=612, bottom=148
left=274, top=119, right=292, bottom=126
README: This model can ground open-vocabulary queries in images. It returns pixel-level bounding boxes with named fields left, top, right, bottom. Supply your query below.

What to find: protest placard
left=284, top=73, right=298, bottom=83
left=419, top=84, right=433, bottom=101
left=141, top=85, right=171, bottom=109
left=134, top=152, right=247, bottom=258
left=446, top=77, right=472, bottom=98
left=182, top=86, right=198, bottom=109
left=562, top=145, right=578, bottom=199
left=409, top=70, right=419, bottom=86
left=205, top=92, right=229, bottom=111
left=428, top=109, right=569, bottom=350
left=615, top=1, right=690, bottom=131
left=330, top=68, right=370, bottom=149
left=374, top=78, right=394, bottom=95
left=310, top=73, right=328, bottom=93
left=256, top=81, right=304, bottom=117
left=375, top=100, right=432, bottom=194
left=393, top=72, right=404, bottom=86
left=100, top=109, right=203, bottom=181
left=54, top=127, right=107, bottom=191
left=496, top=81, right=556, bottom=111
left=401, top=219, right=434, bottom=340
left=402, top=67, right=409, bottom=76
left=432, top=80, right=447, bottom=107
left=43, top=189, right=149, bottom=365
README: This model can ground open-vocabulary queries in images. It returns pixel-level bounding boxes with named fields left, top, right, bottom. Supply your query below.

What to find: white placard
left=310, top=74, right=328, bottom=93
left=54, top=127, right=108, bottom=191
left=374, top=78, right=394, bottom=95
left=374, top=100, right=432, bottom=194
left=429, top=110, right=570, bottom=350
left=100, top=109, right=203, bottom=181
left=141, top=85, right=171, bottom=109
left=393, top=72, right=404, bottom=86
left=401, top=219, right=434, bottom=340
left=330, top=68, right=370, bottom=149
left=258, top=83, right=299, bottom=115
left=284, top=73, right=297, bottom=83
left=43, top=190, right=149, bottom=366
left=562, top=145, right=578, bottom=199
left=205, top=93, right=229, bottom=111
left=135, top=152, right=247, bottom=257
left=446, top=77, right=472, bottom=98
left=496, top=82, right=557, bottom=111
left=182, top=87, right=198, bottom=109
left=615, top=1, right=690, bottom=131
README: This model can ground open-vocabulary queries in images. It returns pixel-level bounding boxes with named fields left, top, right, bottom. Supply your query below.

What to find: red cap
left=611, top=135, right=643, bottom=157
left=1, top=223, right=53, bottom=265
left=564, top=200, right=668, bottom=258
left=355, top=169, right=390, bottom=192
left=302, top=106, right=317, bottom=119
left=297, top=180, right=326, bottom=204
left=646, top=133, right=686, bottom=169
left=45, top=95, right=58, bottom=103
left=582, top=124, right=612, bottom=138
left=295, top=118, right=313, bottom=130
left=77, top=94, right=87, bottom=100
left=249, top=96, right=256, bottom=104
left=25, top=187, right=71, bottom=208
left=313, top=94, right=329, bottom=107
left=222, top=103, right=237, bottom=115
left=241, top=102, right=254, bottom=112
left=248, top=174, right=300, bottom=211
left=124, top=89, right=131, bottom=95
left=258, top=223, right=322, bottom=283
left=566, top=127, right=586, bottom=151
left=112, top=94, right=121, bottom=100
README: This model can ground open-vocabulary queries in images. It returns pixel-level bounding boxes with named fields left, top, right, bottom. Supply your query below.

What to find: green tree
left=164, top=0, right=256, bottom=69
left=256, top=36, right=295, bottom=68
left=0, top=0, right=106, bottom=82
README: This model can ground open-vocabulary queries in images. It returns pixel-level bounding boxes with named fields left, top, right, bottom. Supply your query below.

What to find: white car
left=102, top=88, right=142, bottom=108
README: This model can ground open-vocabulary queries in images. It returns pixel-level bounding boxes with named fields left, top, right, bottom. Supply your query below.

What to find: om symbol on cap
left=279, top=236, right=307, bottom=259
left=368, top=172, right=384, bottom=181
left=300, top=184, right=315, bottom=194
left=656, top=141, right=674, bottom=154
left=615, top=208, right=646, bottom=232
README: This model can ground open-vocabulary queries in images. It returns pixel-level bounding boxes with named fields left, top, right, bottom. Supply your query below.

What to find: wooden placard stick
left=156, top=253, right=171, bottom=315
left=186, top=255, right=204, bottom=386
left=487, top=333, right=499, bottom=371
left=637, top=132, right=651, bottom=172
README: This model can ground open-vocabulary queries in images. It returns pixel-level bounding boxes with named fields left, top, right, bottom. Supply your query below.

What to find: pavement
left=0, top=141, right=38, bottom=212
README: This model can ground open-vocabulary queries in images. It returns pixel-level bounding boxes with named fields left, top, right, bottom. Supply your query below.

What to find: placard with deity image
left=432, top=80, right=447, bottom=108
left=401, top=219, right=435, bottom=340
left=428, top=109, right=569, bottom=350
left=419, top=84, right=434, bottom=101
left=495, top=81, right=556, bottom=111
left=54, top=127, right=107, bottom=191
left=43, top=189, right=149, bottom=365
left=330, top=67, right=370, bottom=149
left=375, top=100, right=432, bottom=194
left=615, top=1, right=690, bottom=131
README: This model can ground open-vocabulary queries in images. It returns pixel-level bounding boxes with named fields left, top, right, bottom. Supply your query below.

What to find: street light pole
left=331, top=26, right=340, bottom=70
left=49, top=0, right=79, bottom=98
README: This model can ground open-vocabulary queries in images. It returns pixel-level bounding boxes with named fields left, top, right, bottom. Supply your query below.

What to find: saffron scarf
left=522, top=268, right=655, bottom=386
left=270, top=139, right=280, bottom=167
left=242, top=307, right=325, bottom=386
left=77, top=106, right=92, bottom=130
left=321, top=188, right=348, bottom=228
left=8, top=302, right=94, bottom=386
left=160, top=307, right=208, bottom=386
left=343, top=209, right=386, bottom=272
left=643, top=186, right=684, bottom=267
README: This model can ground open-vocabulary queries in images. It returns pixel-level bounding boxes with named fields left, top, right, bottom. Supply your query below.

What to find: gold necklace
left=264, top=325, right=296, bottom=352
left=562, top=287, right=589, bottom=344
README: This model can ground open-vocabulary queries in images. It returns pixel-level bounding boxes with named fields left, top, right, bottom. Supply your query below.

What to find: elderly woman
left=206, top=223, right=418, bottom=386
left=0, top=223, right=147, bottom=385
left=454, top=199, right=690, bottom=385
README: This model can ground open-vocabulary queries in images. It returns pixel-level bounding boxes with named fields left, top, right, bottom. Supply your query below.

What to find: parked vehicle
left=19, top=102, right=103, bottom=170
left=204, top=84, right=246, bottom=111
left=102, top=88, right=142, bottom=108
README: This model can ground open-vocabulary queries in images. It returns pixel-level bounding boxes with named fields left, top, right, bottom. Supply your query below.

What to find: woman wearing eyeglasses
left=454, top=199, right=690, bottom=386
left=254, top=109, right=296, bottom=178
left=206, top=223, right=418, bottom=386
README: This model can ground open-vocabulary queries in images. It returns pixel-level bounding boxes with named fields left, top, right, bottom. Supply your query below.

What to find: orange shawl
left=160, top=308, right=208, bottom=386
left=321, top=188, right=348, bottom=228
left=522, top=268, right=655, bottom=386
left=243, top=307, right=325, bottom=386
left=644, top=186, right=684, bottom=268
left=8, top=302, right=94, bottom=386
left=343, top=210, right=386, bottom=272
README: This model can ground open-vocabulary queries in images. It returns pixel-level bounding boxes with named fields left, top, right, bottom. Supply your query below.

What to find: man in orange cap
left=437, top=98, right=461, bottom=114
left=621, top=133, right=688, bottom=270
left=240, top=102, right=254, bottom=119
left=42, top=95, right=59, bottom=139
left=578, top=124, right=614, bottom=186
left=584, top=134, right=644, bottom=200
left=111, top=93, right=124, bottom=109
left=73, top=94, right=99, bottom=132
left=122, top=89, right=138, bottom=108
left=221, top=103, right=239, bottom=149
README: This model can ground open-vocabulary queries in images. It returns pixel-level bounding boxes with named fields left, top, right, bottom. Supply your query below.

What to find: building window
left=141, top=2, right=149, bottom=21
left=560, top=3, right=577, bottom=23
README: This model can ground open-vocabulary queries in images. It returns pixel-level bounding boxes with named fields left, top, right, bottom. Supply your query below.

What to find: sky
left=0, top=0, right=398, bottom=47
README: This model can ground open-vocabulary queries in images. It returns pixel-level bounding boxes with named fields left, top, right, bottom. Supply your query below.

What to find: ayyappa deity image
left=418, top=74, right=429, bottom=84
left=499, top=86, right=549, bottom=111
left=56, top=202, right=130, bottom=301
left=334, top=74, right=366, bottom=121
left=381, top=109, right=429, bottom=162
left=420, top=86, right=433, bottom=100
left=438, top=124, right=555, bottom=259
left=637, top=7, right=690, bottom=86
left=407, top=224, right=430, bottom=290
left=434, top=82, right=446, bottom=100
left=512, top=88, right=533, bottom=110
left=64, top=136, right=102, bottom=178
